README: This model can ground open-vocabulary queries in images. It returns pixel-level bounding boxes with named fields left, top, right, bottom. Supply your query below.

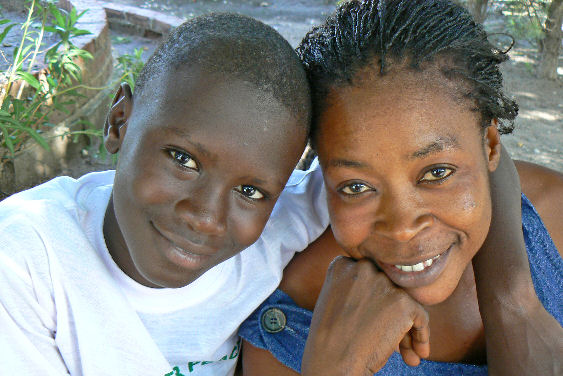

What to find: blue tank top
left=239, top=194, right=562, bottom=375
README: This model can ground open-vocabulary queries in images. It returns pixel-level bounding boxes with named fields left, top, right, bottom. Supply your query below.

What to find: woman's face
left=316, top=68, right=501, bottom=306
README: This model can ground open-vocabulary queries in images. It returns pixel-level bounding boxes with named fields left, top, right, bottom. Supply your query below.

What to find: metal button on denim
left=261, top=308, right=286, bottom=333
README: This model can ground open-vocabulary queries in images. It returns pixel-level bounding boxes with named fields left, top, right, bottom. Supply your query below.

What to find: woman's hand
left=301, top=256, right=430, bottom=376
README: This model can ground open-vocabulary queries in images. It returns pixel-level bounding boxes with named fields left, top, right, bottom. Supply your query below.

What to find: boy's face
left=104, top=67, right=307, bottom=288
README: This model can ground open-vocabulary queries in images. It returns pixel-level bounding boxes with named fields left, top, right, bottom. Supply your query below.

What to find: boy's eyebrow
left=242, top=176, right=284, bottom=191
left=408, top=135, right=460, bottom=160
left=169, top=127, right=213, bottom=159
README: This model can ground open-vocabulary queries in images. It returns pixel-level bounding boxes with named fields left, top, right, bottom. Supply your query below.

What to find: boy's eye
left=235, top=185, right=264, bottom=200
left=420, top=167, right=454, bottom=182
left=340, top=182, right=370, bottom=195
left=169, top=150, right=198, bottom=170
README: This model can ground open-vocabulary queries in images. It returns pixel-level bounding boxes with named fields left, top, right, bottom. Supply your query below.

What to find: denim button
left=261, top=308, right=286, bottom=333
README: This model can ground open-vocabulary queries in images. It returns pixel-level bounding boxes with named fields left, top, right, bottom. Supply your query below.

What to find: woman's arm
left=242, top=340, right=300, bottom=376
left=472, top=147, right=563, bottom=375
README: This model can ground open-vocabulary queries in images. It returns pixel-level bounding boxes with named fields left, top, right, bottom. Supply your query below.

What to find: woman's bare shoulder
left=515, top=160, right=563, bottom=256
left=280, top=227, right=346, bottom=311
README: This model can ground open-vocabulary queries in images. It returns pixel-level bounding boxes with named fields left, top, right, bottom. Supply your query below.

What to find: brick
left=125, top=11, right=150, bottom=30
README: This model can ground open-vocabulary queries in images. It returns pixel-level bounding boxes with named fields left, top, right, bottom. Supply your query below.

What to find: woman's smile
left=376, top=243, right=454, bottom=289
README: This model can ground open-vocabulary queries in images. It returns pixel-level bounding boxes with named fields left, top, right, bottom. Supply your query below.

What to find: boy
left=0, top=14, right=328, bottom=375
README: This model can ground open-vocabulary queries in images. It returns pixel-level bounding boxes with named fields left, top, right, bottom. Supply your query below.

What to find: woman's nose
left=373, top=191, right=433, bottom=243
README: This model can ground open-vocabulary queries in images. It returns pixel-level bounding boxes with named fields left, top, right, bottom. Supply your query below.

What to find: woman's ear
left=484, top=119, right=501, bottom=172
left=104, top=83, right=133, bottom=154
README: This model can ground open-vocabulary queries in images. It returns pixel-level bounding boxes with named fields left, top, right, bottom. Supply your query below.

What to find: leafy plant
left=502, top=0, right=549, bottom=44
left=115, top=46, right=146, bottom=92
left=0, top=0, right=97, bottom=159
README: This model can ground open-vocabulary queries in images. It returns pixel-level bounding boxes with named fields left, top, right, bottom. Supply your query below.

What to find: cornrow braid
left=298, top=0, right=518, bottom=136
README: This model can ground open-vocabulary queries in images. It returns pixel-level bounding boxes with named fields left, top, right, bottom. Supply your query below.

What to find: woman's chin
left=405, top=281, right=459, bottom=307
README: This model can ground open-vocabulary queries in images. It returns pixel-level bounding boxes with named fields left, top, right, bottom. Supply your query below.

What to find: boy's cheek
left=231, top=209, right=273, bottom=249
left=127, top=168, right=180, bottom=206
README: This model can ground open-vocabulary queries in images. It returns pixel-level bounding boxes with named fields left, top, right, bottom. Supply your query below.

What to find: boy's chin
left=141, top=268, right=207, bottom=289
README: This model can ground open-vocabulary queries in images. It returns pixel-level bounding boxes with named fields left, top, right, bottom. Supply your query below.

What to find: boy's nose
left=175, top=189, right=228, bottom=236
left=373, top=191, right=433, bottom=243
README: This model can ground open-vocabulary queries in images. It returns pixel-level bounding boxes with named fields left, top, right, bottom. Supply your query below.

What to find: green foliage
left=115, top=47, right=145, bottom=92
left=502, top=0, right=549, bottom=44
left=111, top=35, right=131, bottom=45
left=0, top=0, right=97, bottom=159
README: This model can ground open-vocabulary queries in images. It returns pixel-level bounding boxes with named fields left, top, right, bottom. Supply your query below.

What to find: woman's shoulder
left=280, top=227, right=346, bottom=311
left=515, top=160, right=563, bottom=257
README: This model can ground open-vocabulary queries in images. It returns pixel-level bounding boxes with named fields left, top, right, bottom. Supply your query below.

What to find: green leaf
left=0, top=124, right=15, bottom=156
left=46, top=76, right=57, bottom=88
left=76, top=9, right=89, bottom=22
left=0, top=117, right=28, bottom=128
left=0, top=19, right=12, bottom=25
left=26, top=128, right=50, bottom=150
left=52, top=102, right=70, bottom=114
left=0, top=23, right=15, bottom=44
left=16, top=72, right=41, bottom=90
left=49, top=6, right=65, bottom=28
left=69, top=7, right=78, bottom=25
left=15, top=44, right=34, bottom=66
left=72, top=29, right=92, bottom=37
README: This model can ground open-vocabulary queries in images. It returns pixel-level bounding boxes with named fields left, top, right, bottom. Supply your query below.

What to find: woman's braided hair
left=298, top=0, right=518, bottom=136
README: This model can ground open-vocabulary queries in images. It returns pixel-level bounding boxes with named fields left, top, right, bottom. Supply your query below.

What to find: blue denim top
left=239, top=194, right=562, bottom=375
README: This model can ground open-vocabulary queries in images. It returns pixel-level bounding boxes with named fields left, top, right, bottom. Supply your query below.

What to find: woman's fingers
left=399, top=304, right=430, bottom=366
left=303, top=256, right=431, bottom=375
left=411, top=310, right=431, bottom=359
left=399, top=334, right=421, bottom=366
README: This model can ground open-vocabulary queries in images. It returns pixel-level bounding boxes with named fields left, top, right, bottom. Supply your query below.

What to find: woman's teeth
left=394, top=254, right=441, bottom=272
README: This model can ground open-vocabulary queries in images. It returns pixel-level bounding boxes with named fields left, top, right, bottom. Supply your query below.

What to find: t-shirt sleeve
left=284, top=158, right=330, bottom=244
left=259, top=158, right=330, bottom=268
left=0, top=217, right=70, bottom=375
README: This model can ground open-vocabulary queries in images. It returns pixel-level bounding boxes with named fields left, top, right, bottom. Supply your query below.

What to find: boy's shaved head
left=134, top=13, right=311, bottom=128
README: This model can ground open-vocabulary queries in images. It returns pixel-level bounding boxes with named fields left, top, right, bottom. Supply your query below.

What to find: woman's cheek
left=327, top=192, right=374, bottom=251
left=444, top=177, right=492, bottom=247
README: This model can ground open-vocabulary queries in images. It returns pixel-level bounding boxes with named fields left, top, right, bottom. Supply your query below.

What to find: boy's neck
left=424, top=263, right=486, bottom=364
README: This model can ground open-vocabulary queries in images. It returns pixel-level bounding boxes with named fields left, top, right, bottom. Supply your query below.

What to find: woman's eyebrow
left=409, top=136, right=460, bottom=160
left=326, top=159, right=368, bottom=169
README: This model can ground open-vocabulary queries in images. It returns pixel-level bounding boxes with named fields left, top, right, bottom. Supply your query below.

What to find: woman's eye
left=169, top=150, right=198, bottom=170
left=420, top=167, right=454, bottom=182
left=236, top=185, right=264, bottom=200
left=340, top=182, right=370, bottom=195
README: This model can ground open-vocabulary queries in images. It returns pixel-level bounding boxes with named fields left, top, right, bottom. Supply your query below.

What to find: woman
left=239, top=0, right=563, bottom=374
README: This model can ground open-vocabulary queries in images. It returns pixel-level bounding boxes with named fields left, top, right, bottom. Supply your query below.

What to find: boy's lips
left=376, top=244, right=454, bottom=289
left=150, top=222, right=219, bottom=270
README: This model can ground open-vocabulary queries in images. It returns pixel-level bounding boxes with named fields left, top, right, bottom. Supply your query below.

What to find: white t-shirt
left=0, top=159, right=329, bottom=375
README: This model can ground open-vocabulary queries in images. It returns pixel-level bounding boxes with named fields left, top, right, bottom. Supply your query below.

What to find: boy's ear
left=104, top=83, right=133, bottom=154
left=484, top=119, right=501, bottom=172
